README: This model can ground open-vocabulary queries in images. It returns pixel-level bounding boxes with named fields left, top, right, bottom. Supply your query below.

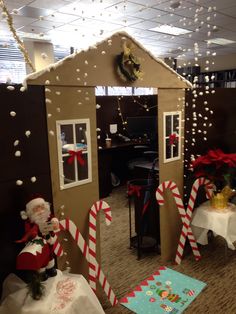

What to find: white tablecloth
left=0, top=270, right=105, bottom=314
left=191, top=201, right=236, bottom=250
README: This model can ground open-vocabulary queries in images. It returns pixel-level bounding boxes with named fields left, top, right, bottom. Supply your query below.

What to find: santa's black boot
left=46, top=267, right=57, bottom=277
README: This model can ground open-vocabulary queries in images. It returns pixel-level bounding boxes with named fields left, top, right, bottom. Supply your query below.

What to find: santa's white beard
left=30, top=204, right=51, bottom=233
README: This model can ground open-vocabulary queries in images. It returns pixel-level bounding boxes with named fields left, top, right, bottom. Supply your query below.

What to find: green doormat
left=120, top=266, right=206, bottom=313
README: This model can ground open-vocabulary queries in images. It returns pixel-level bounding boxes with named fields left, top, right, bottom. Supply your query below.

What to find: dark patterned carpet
left=100, top=185, right=236, bottom=313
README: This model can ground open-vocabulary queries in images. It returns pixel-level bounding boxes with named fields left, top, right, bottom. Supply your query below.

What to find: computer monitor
left=126, top=116, right=157, bottom=140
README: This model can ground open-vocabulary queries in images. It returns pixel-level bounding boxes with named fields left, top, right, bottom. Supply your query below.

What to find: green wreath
left=116, top=45, right=142, bottom=82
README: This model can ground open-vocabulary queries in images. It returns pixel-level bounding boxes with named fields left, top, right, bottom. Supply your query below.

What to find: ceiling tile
left=17, top=5, right=53, bottom=19
left=30, top=19, right=65, bottom=29
left=44, top=12, right=80, bottom=23
left=30, top=0, right=68, bottom=10
left=106, top=1, right=144, bottom=14
left=17, top=25, right=49, bottom=34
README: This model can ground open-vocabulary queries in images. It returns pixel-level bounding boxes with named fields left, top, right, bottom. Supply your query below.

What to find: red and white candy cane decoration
left=59, top=218, right=118, bottom=307
left=156, top=178, right=213, bottom=265
left=89, top=200, right=112, bottom=291
left=52, top=235, right=64, bottom=257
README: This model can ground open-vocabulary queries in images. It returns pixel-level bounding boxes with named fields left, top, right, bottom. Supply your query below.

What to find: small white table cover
left=191, top=201, right=236, bottom=250
left=0, top=270, right=105, bottom=314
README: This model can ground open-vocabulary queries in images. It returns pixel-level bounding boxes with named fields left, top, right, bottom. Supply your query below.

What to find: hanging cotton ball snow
left=101, top=50, right=106, bottom=54
left=7, top=85, right=15, bottom=91
left=20, top=86, right=26, bottom=92
left=14, top=140, right=19, bottom=146
left=46, top=98, right=52, bottom=104
left=77, top=77, right=81, bottom=81
left=55, top=91, right=61, bottom=95
left=77, top=89, right=81, bottom=93
left=97, top=135, right=100, bottom=139
left=16, top=180, right=23, bottom=186
left=48, top=113, right=52, bottom=118
left=41, top=53, right=48, bottom=59
left=1, top=12, right=7, bottom=18
left=10, top=111, right=16, bottom=117
left=45, top=80, right=50, bottom=85
left=25, top=130, right=31, bottom=137
left=84, top=82, right=87, bottom=85
left=94, top=65, right=97, bottom=68
left=56, top=76, right=60, bottom=81
left=211, top=90, right=215, bottom=94
left=49, top=130, right=54, bottom=136
left=15, top=151, right=21, bottom=157
left=84, top=60, right=88, bottom=65
left=12, top=9, right=19, bottom=14
left=56, top=107, right=61, bottom=112
left=96, top=128, right=101, bottom=132
left=45, top=88, right=51, bottom=93
left=78, top=102, right=82, bottom=105
left=31, top=176, right=37, bottom=183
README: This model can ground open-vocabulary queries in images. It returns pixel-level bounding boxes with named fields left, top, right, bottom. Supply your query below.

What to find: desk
left=98, top=141, right=152, bottom=198
left=191, top=201, right=236, bottom=250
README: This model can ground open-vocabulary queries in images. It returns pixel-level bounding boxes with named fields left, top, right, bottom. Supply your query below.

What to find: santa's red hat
left=20, top=194, right=45, bottom=220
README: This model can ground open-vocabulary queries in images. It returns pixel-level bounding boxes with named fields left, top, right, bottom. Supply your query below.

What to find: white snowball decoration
left=14, top=140, right=19, bottom=146
left=15, top=151, right=21, bottom=157
left=97, top=135, right=101, bottom=139
left=101, top=51, right=106, bottom=54
left=49, top=130, right=54, bottom=136
left=41, top=53, right=48, bottom=59
left=56, top=91, right=61, bottom=95
left=16, top=180, right=23, bottom=186
left=46, top=98, right=52, bottom=104
left=48, top=113, right=52, bottom=118
left=85, top=60, right=88, bottom=65
left=45, top=80, right=50, bottom=85
left=10, top=111, right=16, bottom=117
left=96, top=128, right=101, bottom=132
left=56, top=76, right=60, bottom=81
left=96, top=104, right=101, bottom=109
left=7, top=85, right=15, bottom=91
left=25, top=130, right=31, bottom=137
left=20, top=86, right=26, bottom=92
left=45, top=88, right=51, bottom=93
left=56, top=107, right=61, bottom=112
left=31, top=176, right=37, bottom=182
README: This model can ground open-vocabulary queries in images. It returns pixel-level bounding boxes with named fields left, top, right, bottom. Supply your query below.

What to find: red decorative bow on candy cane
left=67, top=150, right=85, bottom=166
left=169, top=133, right=178, bottom=145
left=128, top=185, right=142, bottom=198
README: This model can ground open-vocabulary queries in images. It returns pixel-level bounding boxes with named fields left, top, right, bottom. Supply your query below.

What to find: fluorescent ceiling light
left=207, top=38, right=235, bottom=45
left=149, top=25, right=192, bottom=36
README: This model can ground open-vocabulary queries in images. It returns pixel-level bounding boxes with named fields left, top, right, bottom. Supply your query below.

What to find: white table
left=191, top=201, right=236, bottom=250
left=0, top=270, right=105, bottom=314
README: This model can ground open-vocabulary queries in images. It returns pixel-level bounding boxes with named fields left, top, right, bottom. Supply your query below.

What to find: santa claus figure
left=16, top=195, right=60, bottom=281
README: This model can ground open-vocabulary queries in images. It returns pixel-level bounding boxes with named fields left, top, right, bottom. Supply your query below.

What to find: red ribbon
left=67, top=150, right=85, bottom=166
left=169, top=133, right=178, bottom=146
left=128, top=185, right=142, bottom=198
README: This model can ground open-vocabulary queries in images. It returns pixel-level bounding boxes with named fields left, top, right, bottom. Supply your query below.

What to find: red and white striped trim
left=156, top=178, right=212, bottom=264
left=89, top=200, right=112, bottom=291
left=59, top=218, right=118, bottom=307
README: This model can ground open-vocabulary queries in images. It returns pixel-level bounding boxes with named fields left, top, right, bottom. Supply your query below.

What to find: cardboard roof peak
left=24, top=31, right=192, bottom=89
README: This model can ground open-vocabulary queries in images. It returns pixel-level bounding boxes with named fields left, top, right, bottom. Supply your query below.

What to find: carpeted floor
left=100, top=185, right=236, bottom=314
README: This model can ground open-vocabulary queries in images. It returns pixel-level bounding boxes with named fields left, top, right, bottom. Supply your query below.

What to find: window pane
left=61, top=124, right=74, bottom=153
left=165, top=138, right=171, bottom=159
left=63, top=156, right=76, bottom=185
left=173, top=114, right=180, bottom=134
left=77, top=153, right=88, bottom=180
left=173, top=139, right=179, bottom=157
left=75, top=123, right=87, bottom=149
left=165, top=115, right=172, bottom=136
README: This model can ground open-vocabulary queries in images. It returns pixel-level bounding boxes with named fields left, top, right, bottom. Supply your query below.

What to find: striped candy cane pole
left=156, top=178, right=212, bottom=264
left=59, top=218, right=118, bottom=306
left=89, top=200, right=112, bottom=291
left=52, top=235, right=64, bottom=257
left=175, top=177, right=212, bottom=265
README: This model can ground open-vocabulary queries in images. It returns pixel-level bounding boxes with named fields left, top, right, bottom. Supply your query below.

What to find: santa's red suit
left=16, top=222, right=56, bottom=271
left=16, top=196, right=59, bottom=273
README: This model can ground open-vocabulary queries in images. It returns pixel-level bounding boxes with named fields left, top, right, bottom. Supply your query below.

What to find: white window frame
left=56, top=119, right=92, bottom=190
left=163, top=111, right=181, bottom=163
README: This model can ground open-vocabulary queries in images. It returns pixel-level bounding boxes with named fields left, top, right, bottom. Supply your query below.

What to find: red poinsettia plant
left=191, top=149, right=236, bottom=190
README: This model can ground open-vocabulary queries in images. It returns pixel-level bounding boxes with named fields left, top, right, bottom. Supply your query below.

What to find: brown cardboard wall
left=158, top=88, right=185, bottom=261
left=45, top=86, right=99, bottom=277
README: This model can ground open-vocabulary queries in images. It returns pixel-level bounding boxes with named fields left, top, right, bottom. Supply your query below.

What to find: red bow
left=169, top=133, right=178, bottom=146
left=67, top=150, right=85, bottom=166
left=128, top=185, right=142, bottom=198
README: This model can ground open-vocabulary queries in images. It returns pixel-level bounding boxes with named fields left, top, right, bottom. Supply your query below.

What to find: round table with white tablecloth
left=0, top=270, right=105, bottom=314
left=191, top=201, right=236, bottom=250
